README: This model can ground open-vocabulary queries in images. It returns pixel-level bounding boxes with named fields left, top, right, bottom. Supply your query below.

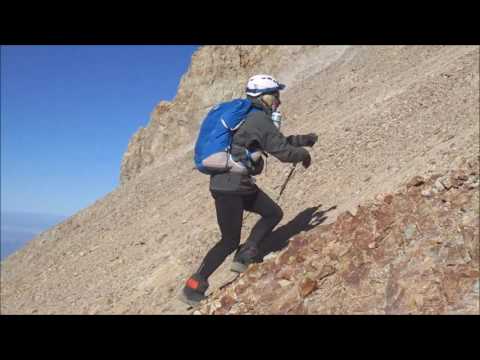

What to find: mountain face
left=1, top=45, right=478, bottom=314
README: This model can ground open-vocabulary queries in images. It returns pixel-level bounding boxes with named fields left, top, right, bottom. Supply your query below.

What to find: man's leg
left=243, top=188, right=283, bottom=248
left=181, top=192, right=245, bottom=305
left=231, top=188, right=283, bottom=272
left=196, top=192, right=244, bottom=279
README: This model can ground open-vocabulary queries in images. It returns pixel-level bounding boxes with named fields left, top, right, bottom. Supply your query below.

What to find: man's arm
left=256, top=117, right=310, bottom=164
left=286, top=133, right=318, bottom=147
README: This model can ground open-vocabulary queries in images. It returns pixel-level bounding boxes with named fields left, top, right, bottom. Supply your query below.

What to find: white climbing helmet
left=245, top=74, right=286, bottom=97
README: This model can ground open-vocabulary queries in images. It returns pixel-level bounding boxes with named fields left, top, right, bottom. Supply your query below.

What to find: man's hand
left=302, top=152, right=311, bottom=169
left=249, top=156, right=264, bottom=175
left=304, top=133, right=318, bottom=147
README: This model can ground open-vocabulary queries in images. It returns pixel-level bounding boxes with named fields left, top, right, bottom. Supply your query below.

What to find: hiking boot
left=231, top=244, right=262, bottom=273
left=178, top=274, right=209, bottom=306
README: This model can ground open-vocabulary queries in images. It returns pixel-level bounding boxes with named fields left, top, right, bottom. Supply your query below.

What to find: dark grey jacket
left=210, top=97, right=311, bottom=194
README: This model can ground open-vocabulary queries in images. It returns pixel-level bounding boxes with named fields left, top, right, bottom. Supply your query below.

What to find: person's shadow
left=257, top=204, right=337, bottom=260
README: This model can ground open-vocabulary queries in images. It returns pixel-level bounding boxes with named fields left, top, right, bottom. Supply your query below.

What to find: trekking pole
left=243, top=163, right=297, bottom=222
left=276, top=163, right=297, bottom=202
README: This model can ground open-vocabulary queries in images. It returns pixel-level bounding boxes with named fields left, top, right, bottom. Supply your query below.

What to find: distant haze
left=1, top=211, right=67, bottom=260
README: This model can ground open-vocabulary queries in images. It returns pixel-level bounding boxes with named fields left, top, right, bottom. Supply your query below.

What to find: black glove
left=249, top=156, right=264, bottom=175
left=304, top=133, right=318, bottom=147
left=302, top=152, right=311, bottom=169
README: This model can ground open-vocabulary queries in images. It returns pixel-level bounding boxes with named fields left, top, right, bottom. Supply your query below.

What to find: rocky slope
left=1, top=45, right=478, bottom=314
left=196, top=162, right=479, bottom=314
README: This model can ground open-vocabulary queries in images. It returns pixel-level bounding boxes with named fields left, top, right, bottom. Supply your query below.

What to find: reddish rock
left=220, top=295, right=236, bottom=309
left=384, top=194, right=394, bottom=204
left=392, top=194, right=413, bottom=214
left=299, top=277, right=318, bottom=298
left=375, top=192, right=390, bottom=203
left=278, top=298, right=301, bottom=314
left=416, top=213, right=440, bottom=236
left=234, top=282, right=249, bottom=296
left=317, top=265, right=336, bottom=281
left=289, top=236, right=308, bottom=250
left=372, top=204, right=395, bottom=234
left=288, top=302, right=308, bottom=315
left=333, top=211, right=359, bottom=237
left=442, top=267, right=479, bottom=305
left=247, top=263, right=261, bottom=274
left=258, top=290, right=278, bottom=304
left=276, top=267, right=296, bottom=280
left=353, top=226, right=376, bottom=250
left=277, top=247, right=298, bottom=266
left=371, top=244, right=386, bottom=262
left=342, top=261, right=370, bottom=287
left=294, top=253, right=306, bottom=264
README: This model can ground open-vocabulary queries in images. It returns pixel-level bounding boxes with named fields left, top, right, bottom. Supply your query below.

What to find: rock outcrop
left=1, top=45, right=478, bottom=315
left=196, top=160, right=479, bottom=314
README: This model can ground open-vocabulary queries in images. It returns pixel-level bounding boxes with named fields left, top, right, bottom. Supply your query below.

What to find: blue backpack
left=194, top=98, right=258, bottom=175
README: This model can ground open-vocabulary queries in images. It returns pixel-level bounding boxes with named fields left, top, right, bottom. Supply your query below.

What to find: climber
left=180, top=74, right=318, bottom=306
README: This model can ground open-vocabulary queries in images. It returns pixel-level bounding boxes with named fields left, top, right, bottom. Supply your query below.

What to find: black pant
left=196, top=189, right=283, bottom=280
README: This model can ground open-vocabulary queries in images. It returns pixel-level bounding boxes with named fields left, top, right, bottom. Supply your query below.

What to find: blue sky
left=1, top=45, right=199, bottom=218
